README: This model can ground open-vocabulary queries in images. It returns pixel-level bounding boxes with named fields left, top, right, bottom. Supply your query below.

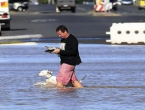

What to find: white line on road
left=0, top=34, right=43, bottom=40
left=31, top=19, right=56, bottom=22
left=77, top=7, right=86, bottom=11
left=0, top=42, right=38, bottom=45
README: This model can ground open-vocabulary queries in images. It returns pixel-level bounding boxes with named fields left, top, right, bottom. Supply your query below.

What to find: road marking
left=77, top=7, right=86, bottom=11
left=0, top=34, right=43, bottom=40
left=87, top=11, right=122, bottom=16
left=0, top=42, right=38, bottom=45
left=31, top=19, right=56, bottom=22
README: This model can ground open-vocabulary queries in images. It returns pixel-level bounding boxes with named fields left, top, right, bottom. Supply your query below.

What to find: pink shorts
left=56, top=63, right=78, bottom=85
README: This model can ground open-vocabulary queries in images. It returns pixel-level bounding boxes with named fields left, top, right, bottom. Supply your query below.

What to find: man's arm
left=53, top=38, right=78, bottom=55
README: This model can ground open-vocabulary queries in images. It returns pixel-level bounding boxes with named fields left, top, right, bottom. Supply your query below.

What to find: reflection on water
left=0, top=43, right=145, bottom=110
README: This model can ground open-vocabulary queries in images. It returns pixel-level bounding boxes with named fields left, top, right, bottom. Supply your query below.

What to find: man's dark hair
left=56, top=25, right=68, bottom=33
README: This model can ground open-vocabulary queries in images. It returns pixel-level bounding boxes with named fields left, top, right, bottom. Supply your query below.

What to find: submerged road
left=1, top=43, right=145, bottom=110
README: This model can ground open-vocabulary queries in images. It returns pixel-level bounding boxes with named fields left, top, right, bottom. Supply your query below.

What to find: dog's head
left=38, top=70, right=53, bottom=78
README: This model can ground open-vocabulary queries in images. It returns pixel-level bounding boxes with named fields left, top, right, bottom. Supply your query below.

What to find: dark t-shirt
left=59, top=34, right=82, bottom=65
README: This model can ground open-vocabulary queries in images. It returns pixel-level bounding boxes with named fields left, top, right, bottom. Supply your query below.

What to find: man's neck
left=65, top=33, right=70, bottom=39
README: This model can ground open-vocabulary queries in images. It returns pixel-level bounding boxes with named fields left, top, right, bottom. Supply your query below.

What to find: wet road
left=1, top=4, right=145, bottom=44
left=1, top=43, right=145, bottom=110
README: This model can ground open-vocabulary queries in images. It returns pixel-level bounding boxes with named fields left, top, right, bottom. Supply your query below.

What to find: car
left=83, top=1, right=94, bottom=5
left=9, top=0, right=29, bottom=12
left=0, top=0, right=11, bottom=30
left=134, top=0, right=145, bottom=10
left=121, top=0, right=133, bottom=5
left=56, top=0, right=76, bottom=13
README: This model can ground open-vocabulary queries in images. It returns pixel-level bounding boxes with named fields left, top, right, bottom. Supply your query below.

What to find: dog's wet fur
left=35, top=70, right=75, bottom=87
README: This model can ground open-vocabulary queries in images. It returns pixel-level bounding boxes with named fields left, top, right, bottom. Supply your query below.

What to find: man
left=53, top=25, right=83, bottom=88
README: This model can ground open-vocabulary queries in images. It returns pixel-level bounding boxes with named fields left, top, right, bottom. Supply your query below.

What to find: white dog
left=34, top=70, right=86, bottom=87
left=39, top=70, right=57, bottom=84
left=34, top=70, right=56, bottom=87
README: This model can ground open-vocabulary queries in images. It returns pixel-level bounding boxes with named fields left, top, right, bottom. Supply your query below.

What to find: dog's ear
left=47, top=70, right=53, bottom=75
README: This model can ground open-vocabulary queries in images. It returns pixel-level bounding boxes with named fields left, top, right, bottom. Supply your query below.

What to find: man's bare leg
left=57, top=82, right=64, bottom=88
left=72, top=80, right=83, bottom=88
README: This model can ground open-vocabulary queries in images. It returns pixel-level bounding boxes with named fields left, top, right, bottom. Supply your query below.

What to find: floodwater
left=1, top=43, right=145, bottom=110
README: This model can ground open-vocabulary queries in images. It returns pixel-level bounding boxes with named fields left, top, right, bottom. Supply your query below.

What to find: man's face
left=57, top=30, right=67, bottom=39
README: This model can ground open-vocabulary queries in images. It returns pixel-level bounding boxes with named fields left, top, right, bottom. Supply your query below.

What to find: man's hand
left=53, top=49, right=60, bottom=54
